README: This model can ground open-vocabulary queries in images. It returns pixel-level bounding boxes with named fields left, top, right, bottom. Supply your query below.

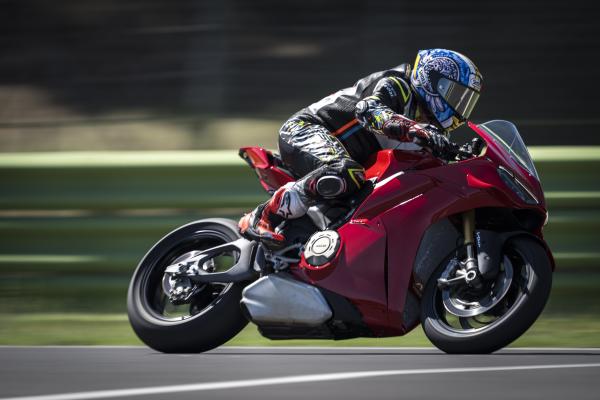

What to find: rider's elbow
left=354, top=97, right=378, bottom=128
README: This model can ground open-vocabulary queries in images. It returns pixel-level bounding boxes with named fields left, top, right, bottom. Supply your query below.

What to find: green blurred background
left=1, top=0, right=599, bottom=346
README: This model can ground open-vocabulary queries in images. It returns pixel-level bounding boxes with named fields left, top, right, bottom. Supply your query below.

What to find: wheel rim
left=441, top=256, right=514, bottom=317
left=138, top=229, right=239, bottom=323
left=432, top=247, right=533, bottom=333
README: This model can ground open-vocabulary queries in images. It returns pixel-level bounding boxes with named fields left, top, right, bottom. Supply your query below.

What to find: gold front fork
left=462, top=209, right=475, bottom=245
left=462, top=209, right=482, bottom=288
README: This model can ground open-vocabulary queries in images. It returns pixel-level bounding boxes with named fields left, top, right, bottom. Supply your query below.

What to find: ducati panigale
left=127, top=120, right=553, bottom=354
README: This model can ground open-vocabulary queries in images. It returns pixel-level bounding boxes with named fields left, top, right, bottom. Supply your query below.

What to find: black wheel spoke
left=459, top=317, right=473, bottom=329
left=159, top=293, right=168, bottom=314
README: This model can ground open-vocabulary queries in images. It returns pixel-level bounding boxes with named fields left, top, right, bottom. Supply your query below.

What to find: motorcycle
left=127, top=120, right=553, bottom=354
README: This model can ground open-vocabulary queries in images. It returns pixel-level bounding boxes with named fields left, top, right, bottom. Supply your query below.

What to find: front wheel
left=127, top=218, right=250, bottom=353
left=421, top=236, right=552, bottom=354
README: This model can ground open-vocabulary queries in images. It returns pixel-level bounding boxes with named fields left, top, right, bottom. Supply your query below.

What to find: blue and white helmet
left=411, top=49, right=483, bottom=131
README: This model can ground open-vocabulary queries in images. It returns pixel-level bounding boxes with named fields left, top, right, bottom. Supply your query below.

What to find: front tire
left=127, top=218, right=249, bottom=353
left=421, top=236, right=552, bottom=354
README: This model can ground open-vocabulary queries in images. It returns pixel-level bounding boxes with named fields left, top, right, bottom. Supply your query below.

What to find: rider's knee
left=311, top=158, right=366, bottom=199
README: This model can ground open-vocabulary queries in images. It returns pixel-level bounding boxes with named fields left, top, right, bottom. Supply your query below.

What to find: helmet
left=411, top=49, right=482, bottom=131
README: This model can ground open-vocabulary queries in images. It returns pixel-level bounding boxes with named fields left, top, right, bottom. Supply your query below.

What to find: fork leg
left=462, top=210, right=482, bottom=289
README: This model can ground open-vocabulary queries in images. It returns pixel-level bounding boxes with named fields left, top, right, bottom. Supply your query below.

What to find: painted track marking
left=1, top=363, right=600, bottom=400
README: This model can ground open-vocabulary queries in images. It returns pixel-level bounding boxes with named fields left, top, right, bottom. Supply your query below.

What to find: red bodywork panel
left=242, top=124, right=552, bottom=337
left=239, top=147, right=294, bottom=193
left=363, top=149, right=444, bottom=182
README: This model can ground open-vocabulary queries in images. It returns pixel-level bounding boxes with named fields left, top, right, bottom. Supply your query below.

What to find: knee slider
left=316, top=175, right=347, bottom=198
left=315, top=159, right=365, bottom=199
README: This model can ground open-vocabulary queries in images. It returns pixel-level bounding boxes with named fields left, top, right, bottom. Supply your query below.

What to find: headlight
left=497, top=166, right=539, bottom=205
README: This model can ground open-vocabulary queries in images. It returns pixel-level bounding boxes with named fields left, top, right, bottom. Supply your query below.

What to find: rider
left=239, top=48, right=483, bottom=248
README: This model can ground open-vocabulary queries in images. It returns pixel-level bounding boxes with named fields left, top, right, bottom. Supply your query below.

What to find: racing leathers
left=239, top=63, right=452, bottom=248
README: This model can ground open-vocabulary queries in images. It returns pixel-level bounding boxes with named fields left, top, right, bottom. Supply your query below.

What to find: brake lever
left=414, top=130, right=473, bottom=161
left=447, top=142, right=473, bottom=161
left=446, top=142, right=461, bottom=160
left=458, top=144, right=474, bottom=160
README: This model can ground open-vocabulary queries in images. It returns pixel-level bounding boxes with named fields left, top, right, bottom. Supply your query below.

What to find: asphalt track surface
left=1, top=347, right=600, bottom=400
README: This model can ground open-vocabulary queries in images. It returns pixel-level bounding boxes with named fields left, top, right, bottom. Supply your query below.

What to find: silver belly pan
left=241, top=274, right=332, bottom=326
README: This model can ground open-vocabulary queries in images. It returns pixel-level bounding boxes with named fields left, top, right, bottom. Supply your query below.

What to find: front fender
left=497, top=231, right=556, bottom=271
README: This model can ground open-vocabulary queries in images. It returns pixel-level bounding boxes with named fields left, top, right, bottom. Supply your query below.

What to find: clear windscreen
left=478, top=120, right=539, bottom=179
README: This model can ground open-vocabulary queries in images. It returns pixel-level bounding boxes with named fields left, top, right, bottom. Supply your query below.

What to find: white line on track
left=2, top=363, right=600, bottom=400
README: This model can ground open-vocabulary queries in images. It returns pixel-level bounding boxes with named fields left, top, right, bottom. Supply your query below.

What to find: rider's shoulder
left=374, top=65, right=412, bottom=96
left=384, top=63, right=412, bottom=82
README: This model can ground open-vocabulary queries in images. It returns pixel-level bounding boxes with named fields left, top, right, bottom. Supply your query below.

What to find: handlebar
left=413, top=135, right=476, bottom=162
left=446, top=142, right=473, bottom=161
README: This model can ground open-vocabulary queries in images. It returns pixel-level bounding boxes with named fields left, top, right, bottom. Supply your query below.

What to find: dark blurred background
left=1, top=0, right=599, bottom=151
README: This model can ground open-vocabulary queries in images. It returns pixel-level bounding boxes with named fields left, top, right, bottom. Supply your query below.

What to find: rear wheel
left=127, top=218, right=249, bottom=353
left=421, top=236, right=552, bottom=354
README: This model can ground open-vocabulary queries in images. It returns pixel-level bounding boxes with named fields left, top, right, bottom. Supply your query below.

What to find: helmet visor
left=436, top=77, right=480, bottom=120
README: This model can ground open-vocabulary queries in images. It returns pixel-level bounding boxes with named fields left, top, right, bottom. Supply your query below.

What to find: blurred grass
left=1, top=314, right=599, bottom=348
left=1, top=272, right=599, bottom=347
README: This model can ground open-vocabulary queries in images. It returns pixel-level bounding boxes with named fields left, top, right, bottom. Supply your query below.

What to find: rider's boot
left=238, top=183, right=308, bottom=249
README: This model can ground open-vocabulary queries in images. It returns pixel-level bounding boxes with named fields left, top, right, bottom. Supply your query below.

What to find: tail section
left=239, top=147, right=295, bottom=193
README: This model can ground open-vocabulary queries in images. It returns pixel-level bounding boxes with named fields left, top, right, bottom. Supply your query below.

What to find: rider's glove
left=382, top=115, right=454, bottom=159
left=407, top=124, right=454, bottom=159
left=382, top=115, right=413, bottom=139
left=425, top=130, right=453, bottom=159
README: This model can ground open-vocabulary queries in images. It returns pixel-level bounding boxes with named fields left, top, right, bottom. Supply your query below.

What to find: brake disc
left=162, top=250, right=205, bottom=304
left=440, top=256, right=514, bottom=317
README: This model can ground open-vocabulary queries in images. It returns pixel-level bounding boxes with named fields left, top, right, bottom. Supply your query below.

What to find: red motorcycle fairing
left=290, top=146, right=549, bottom=336
left=363, top=149, right=444, bottom=182
left=297, top=220, right=390, bottom=334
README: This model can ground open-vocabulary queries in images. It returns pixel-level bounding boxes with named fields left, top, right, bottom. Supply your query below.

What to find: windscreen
left=478, top=120, right=539, bottom=179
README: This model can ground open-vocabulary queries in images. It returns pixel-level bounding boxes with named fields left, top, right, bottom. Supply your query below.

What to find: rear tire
left=127, top=218, right=249, bottom=353
left=421, top=236, right=552, bottom=354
